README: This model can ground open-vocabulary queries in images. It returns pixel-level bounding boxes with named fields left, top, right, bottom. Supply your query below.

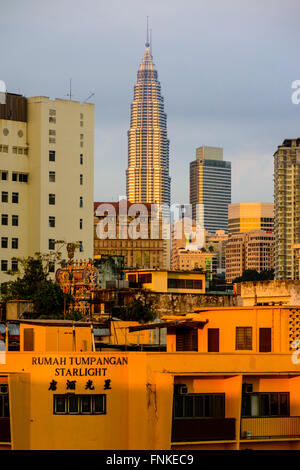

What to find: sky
left=1, top=0, right=300, bottom=206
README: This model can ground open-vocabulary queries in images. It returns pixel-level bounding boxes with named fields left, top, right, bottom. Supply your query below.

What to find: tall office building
left=190, top=146, right=231, bottom=233
left=0, top=92, right=94, bottom=284
left=126, top=39, right=170, bottom=208
left=126, top=37, right=171, bottom=268
left=274, top=138, right=300, bottom=280
left=228, top=203, right=274, bottom=235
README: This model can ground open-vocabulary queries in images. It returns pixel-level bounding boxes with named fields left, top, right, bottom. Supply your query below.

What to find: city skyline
left=1, top=0, right=300, bottom=207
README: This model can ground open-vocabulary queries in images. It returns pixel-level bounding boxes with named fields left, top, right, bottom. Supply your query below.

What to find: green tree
left=0, top=252, right=73, bottom=318
left=232, top=269, right=274, bottom=284
left=118, top=298, right=156, bottom=323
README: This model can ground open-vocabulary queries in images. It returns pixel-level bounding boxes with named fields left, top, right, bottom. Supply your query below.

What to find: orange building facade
left=0, top=306, right=300, bottom=450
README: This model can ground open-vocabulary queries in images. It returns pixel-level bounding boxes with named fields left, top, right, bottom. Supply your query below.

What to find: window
left=11, top=260, right=18, bottom=272
left=1, top=238, right=8, bottom=249
left=49, top=216, right=55, bottom=228
left=49, top=239, right=55, bottom=250
left=8, top=323, right=20, bottom=351
left=208, top=328, right=219, bottom=352
left=79, top=241, right=83, bottom=252
left=1, top=260, right=7, bottom=271
left=242, top=392, right=290, bottom=417
left=49, top=194, right=55, bottom=205
left=1, top=192, right=8, bottom=203
left=173, top=392, right=225, bottom=419
left=12, top=215, right=18, bottom=226
left=80, top=219, right=83, bottom=230
left=259, top=328, right=271, bottom=352
left=49, top=129, right=56, bottom=136
left=0, top=384, right=9, bottom=418
left=1, top=214, right=8, bottom=225
left=19, top=173, right=28, bottom=182
left=167, top=279, right=202, bottom=290
left=49, top=171, right=56, bottom=182
left=53, top=394, right=106, bottom=415
left=49, top=151, right=55, bottom=162
left=80, top=154, right=83, bottom=164
left=23, top=328, right=34, bottom=351
left=80, top=197, right=83, bottom=208
left=80, top=174, right=83, bottom=185
left=138, top=273, right=152, bottom=284
left=49, top=109, right=56, bottom=116
left=12, top=192, right=19, bottom=204
left=12, top=173, right=17, bottom=182
left=236, top=327, right=252, bottom=350
left=176, top=329, right=198, bottom=351
left=11, top=238, right=18, bottom=249
left=49, top=262, right=55, bottom=273
left=1, top=172, right=7, bottom=181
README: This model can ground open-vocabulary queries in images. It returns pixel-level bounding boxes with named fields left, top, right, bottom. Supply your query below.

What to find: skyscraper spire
left=146, top=16, right=150, bottom=47
left=126, top=31, right=171, bottom=208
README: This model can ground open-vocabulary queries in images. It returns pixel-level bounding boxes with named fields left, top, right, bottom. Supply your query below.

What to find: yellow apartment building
left=0, top=92, right=94, bottom=283
left=1, top=306, right=300, bottom=449
left=124, top=269, right=206, bottom=294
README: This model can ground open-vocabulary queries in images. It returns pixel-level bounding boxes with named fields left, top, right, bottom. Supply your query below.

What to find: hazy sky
left=1, top=0, right=300, bottom=205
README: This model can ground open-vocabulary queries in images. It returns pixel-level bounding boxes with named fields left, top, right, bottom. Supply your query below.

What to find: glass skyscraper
left=126, top=40, right=170, bottom=208
left=190, top=146, right=231, bottom=233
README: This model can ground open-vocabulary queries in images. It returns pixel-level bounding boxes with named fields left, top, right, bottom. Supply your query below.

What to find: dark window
left=80, top=197, right=83, bottom=207
left=1, top=172, right=7, bottom=181
left=49, top=171, right=55, bottom=182
left=80, top=154, right=83, bottom=165
left=1, top=192, right=8, bottom=203
left=49, top=151, right=55, bottom=162
left=11, top=260, right=18, bottom=272
left=49, top=194, right=55, bottom=205
left=12, top=215, right=18, bottom=226
left=241, top=392, right=290, bottom=417
left=12, top=173, right=17, bottom=182
left=1, top=214, right=8, bottom=225
left=80, top=174, right=83, bottom=185
left=49, top=216, right=55, bottom=228
left=11, top=238, right=18, bottom=249
left=23, top=328, right=34, bottom=351
left=259, top=328, right=271, bottom=352
left=0, top=385, right=9, bottom=418
left=79, top=241, right=83, bottom=252
left=236, top=327, right=252, bottom=350
left=1, top=238, right=8, bottom=249
left=167, top=279, right=202, bottom=290
left=1, top=260, right=8, bottom=271
left=176, top=329, right=198, bottom=351
left=8, top=323, right=20, bottom=351
left=49, top=239, right=55, bottom=250
left=12, top=192, right=19, bottom=203
left=138, top=273, right=152, bottom=284
left=19, top=173, right=28, bottom=182
left=173, top=393, right=225, bottom=419
left=53, top=395, right=106, bottom=415
left=208, top=328, right=219, bottom=352
left=80, top=218, right=83, bottom=230
left=48, top=262, right=55, bottom=273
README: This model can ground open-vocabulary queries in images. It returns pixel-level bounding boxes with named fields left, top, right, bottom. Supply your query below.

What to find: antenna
left=67, top=79, right=72, bottom=100
left=150, top=28, right=152, bottom=56
left=145, top=16, right=150, bottom=47
left=84, top=92, right=95, bottom=102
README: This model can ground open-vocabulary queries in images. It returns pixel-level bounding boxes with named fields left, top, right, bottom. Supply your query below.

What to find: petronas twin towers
left=126, top=36, right=171, bottom=208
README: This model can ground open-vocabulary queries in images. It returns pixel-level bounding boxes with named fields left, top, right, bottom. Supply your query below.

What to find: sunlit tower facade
left=126, top=38, right=170, bottom=209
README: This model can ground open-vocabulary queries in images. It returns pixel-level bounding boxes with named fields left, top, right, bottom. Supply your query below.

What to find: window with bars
left=242, top=392, right=290, bottom=417
left=236, top=327, right=252, bottom=350
left=53, top=394, right=106, bottom=415
left=173, top=393, right=225, bottom=419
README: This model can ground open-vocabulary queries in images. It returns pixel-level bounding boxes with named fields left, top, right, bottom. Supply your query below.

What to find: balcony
left=241, top=417, right=300, bottom=440
left=171, top=418, right=236, bottom=442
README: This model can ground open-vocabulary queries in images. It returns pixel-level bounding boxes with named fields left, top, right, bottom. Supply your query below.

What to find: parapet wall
left=235, top=280, right=300, bottom=306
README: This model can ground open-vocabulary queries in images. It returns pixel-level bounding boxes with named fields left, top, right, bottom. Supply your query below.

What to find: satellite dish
left=0, top=81, right=6, bottom=93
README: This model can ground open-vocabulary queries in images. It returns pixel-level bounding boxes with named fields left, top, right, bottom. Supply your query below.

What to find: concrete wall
left=235, top=280, right=300, bottom=306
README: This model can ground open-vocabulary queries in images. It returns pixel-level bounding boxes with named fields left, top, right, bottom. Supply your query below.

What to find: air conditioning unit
left=242, top=383, right=253, bottom=393
left=175, top=384, right=188, bottom=395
